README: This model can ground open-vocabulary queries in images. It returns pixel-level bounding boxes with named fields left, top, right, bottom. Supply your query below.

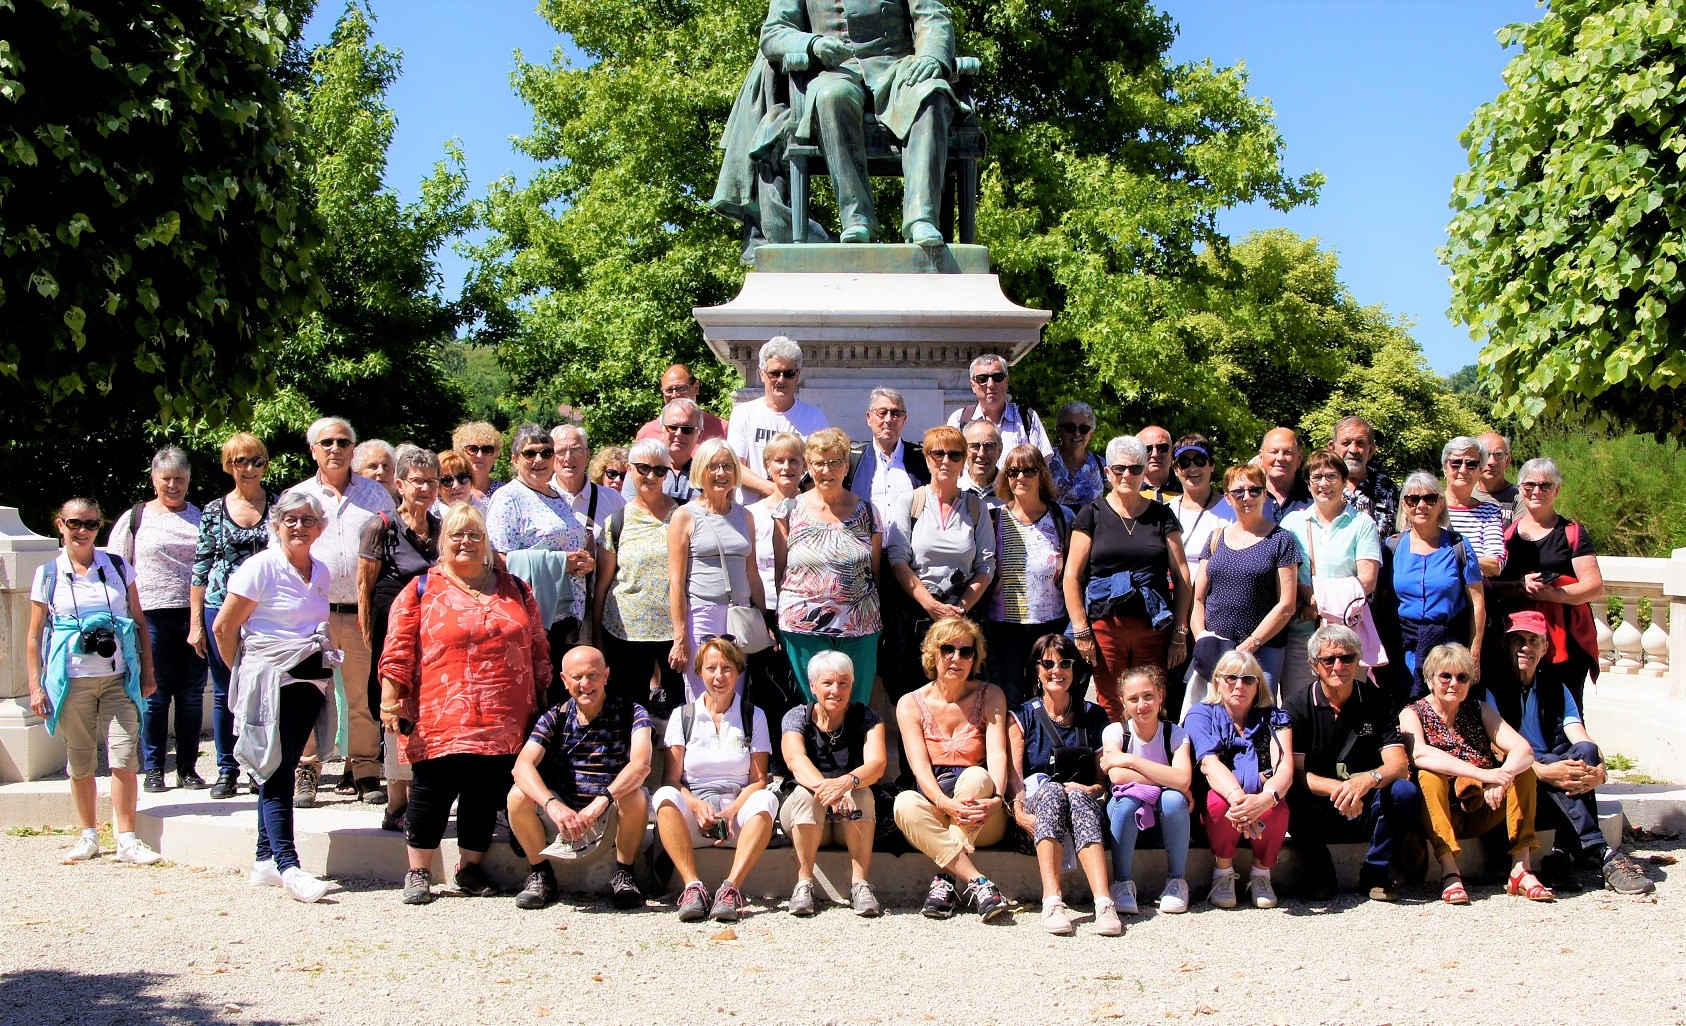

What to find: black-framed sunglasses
left=602, top=468, right=627, bottom=481
left=765, top=368, right=799, bottom=380
left=1228, top=485, right=1264, bottom=499
left=1315, top=652, right=1359, bottom=668
left=462, top=444, right=498, bottom=456
left=440, top=472, right=474, bottom=487
left=1005, top=466, right=1039, bottom=479
left=1037, top=657, right=1076, bottom=670
left=938, top=643, right=976, bottom=659
left=630, top=461, right=668, bottom=477
left=1143, top=442, right=1171, bottom=454
left=1175, top=454, right=1210, bottom=469
left=971, top=371, right=1007, bottom=384
left=1402, top=493, right=1440, bottom=506
left=519, top=447, right=555, bottom=461
left=1110, top=463, right=1145, bottom=476
left=1216, top=673, right=1260, bottom=687
left=1445, top=458, right=1480, bottom=471
left=699, top=633, right=738, bottom=645
left=316, top=437, right=353, bottom=450
left=662, top=423, right=698, bottom=435
left=1057, top=422, right=1092, bottom=435
left=61, top=517, right=102, bottom=532
left=929, top=449, right=964, bottom=463
left=231, top=455, right=268, bottom=469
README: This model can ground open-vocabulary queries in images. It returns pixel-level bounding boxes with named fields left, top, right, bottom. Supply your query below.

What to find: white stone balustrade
left=0, top=506, right=66, bottom=781
left=1595, top=549, right=1685, bottom=697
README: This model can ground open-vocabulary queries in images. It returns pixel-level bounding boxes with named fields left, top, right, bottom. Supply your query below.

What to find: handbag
left=707, top=512, right=773, bottom=654
left=1033, top=701, right=1097, bottom=786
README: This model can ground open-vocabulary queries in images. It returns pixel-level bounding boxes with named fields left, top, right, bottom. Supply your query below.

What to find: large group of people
left=27, top=335, right=1656, bottom=928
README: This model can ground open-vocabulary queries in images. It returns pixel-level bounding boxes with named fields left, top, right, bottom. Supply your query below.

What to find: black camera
left=77, top=626, right=116, bottom=659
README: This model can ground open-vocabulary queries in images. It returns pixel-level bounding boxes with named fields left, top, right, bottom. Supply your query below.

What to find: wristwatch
left=849, top=773, right=862, bottom=788
left=1369, top=769, right=1383, bottom=786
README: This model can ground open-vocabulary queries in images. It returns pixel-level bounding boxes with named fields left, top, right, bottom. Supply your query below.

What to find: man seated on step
left=1284, top=623, right=1419, bottom=903
left=1486, top=611, right=1654, bottom=895
left=507, top=646, right=654, bottom=911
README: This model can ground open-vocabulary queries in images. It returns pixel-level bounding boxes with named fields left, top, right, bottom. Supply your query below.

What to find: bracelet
left=1072, top=627, right=1094, bottom=640
left=379, top=702, right=403, bottom=714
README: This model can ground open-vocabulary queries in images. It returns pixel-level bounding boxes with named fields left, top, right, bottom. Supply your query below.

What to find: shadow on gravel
left=0, top=969, right=294, bottom=1025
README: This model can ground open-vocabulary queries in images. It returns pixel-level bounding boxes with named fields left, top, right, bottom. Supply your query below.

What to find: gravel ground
left=2, top=831, right=1680, bottom=1026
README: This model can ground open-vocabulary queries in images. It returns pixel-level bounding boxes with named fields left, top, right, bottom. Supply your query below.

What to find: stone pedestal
left=693, top=244, right=1051, bottom=438
left=0, top=507, right=64, bottom=782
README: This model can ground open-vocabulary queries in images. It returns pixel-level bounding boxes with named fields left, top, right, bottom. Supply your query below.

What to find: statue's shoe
left=839, top=222, right=873, bottom=243
left=905, top=219, right=944, bottom=249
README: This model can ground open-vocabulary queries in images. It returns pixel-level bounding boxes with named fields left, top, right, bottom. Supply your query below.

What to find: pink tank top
left=915, top=685, right=988, bottom=767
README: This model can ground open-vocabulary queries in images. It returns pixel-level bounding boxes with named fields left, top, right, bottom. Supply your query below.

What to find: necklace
left=1110, top=495, right=1140, bottom=536
left=443, top=565, right=496, bottom=608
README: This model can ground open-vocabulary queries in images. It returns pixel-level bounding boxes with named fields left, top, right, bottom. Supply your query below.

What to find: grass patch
left=1607, top=753, right=1638, bottom=772
left=6, top=824, right=78, bottom=837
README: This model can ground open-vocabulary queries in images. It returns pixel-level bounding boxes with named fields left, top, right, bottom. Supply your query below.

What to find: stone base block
left=0, top=700, right=67, bottom=783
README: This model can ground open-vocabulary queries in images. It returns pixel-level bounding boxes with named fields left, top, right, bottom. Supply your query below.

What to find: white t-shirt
left=225, top=548, right=331, bottom=641
left=663, top=694, right=771, bottom=788
left=108, top=503, right=202, bottom=610
left=727, top=397, right=828, bottom=484
left=1101, top=719, right=1190, bottom=768
left=1175, top=497, right=1233, bottom=567
left=31, top=551, right=134, bottom=677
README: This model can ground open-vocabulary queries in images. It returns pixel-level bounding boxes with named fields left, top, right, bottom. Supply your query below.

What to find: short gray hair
left=627, top=438, right=669, bottom=465
left=759, top=335, right=804, bottom=371
left=963, top=418, right=1001, bottom=443
left=1441, top=436, right=1485, bottom=464
left=1517, top=456, right=1563, bottom=488
left=1055, top=401, right=1094, bottom=424
left=511, top=423, right=550, bottom=452
left=306, top=416, right=356, bottom=447
left=1307, top=624, right=1362, bottom=664
left=151, top=446, right=190, bottom=477
left=352, top=439, right=395, bottom=473
left=1106, top=435, right=1147, bottom=466
left=807, top=649, right=856, bottom=683
left=1395, top=470, right=1448, bottom=534
left=551, top=423, right=589, bottom=449
left=270, top=490, right=325, bottom=528
left=868, top=387, right=906, bottom=411
left=968, top=353, right=1007, bottom=377
left=394, top=445, right=439, bottom=481
left=1333, top=416, right=1374, bottom=442
left=661, top=397, right=703, bottom=427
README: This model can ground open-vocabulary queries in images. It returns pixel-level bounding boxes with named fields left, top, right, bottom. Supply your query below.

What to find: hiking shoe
left=281, top=867, right=329, bottom=903
left=515, top=866, right=557, bottom=910
left=1039, top=897, right=1075, bottom=935
left=1249, top=869, right=1278, bottom=909
left=209, top=771, right=240, bottom=800
left=402, top=868, right=434, bottom=905
left=921, top=873, right=958, bottom=919
left=454, top=861, right=498, bottom=897
left=708, top=880, right=745, bottom=922
left=293, top=766, right=319, bottom=808
left=143, top=770, right=168, bottom=793
left=676, top=881, right=711, bottom=922
left=966, top=876, right=1011, bottom=922
left=178, top=770, right=209, bottom=790
left=65, top=834, right=100, bottom=862
left=1159, top=877, right=1191, bottom=914
left=1209, top=868, right=1238, bottom=909
left=1602, top=851, right=1656, bottom=895
left=850, top=880, right=882, bottom=918
left=788, top=879, right=818, bottom=917
left=356, top=777, right=388, bottom=805
left=114, top=838, right=162, bottom=865
left=1092, top=899, right=1124, bottom=937
left=609, top=867, right=645, bottom=910
left=250, top=859, right=283, bottom=888
left=1110, top=879, right=1139, bottom=916
left=1538, top=848, right=1584, bottom=893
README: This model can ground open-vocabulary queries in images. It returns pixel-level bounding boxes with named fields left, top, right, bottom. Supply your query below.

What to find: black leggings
left=404, top=753, right=517, bottom=852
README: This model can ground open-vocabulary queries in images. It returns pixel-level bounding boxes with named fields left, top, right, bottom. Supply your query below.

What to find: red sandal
left=1507, top=864, right=1555, bottom=902
left=1440, top=873, right=1470, bottom=905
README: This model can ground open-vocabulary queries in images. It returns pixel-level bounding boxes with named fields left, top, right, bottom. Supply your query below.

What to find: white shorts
left=652, top=783, right=778, bottom=848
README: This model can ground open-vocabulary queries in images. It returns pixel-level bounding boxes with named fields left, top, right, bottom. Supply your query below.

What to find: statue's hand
left=903, top=55, right=944, bottom=85
left=812, top=36, right=852, bottom=67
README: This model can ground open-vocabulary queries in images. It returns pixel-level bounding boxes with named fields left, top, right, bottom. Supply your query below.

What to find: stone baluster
left=1610, top=592, right=1645, bottom=672
left=1594, top=602, right=1616, bottom=673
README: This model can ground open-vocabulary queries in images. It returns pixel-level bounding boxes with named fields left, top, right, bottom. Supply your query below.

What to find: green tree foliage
left=478, top=0, right=1322, bottom=446
left=0, top=0, right=315, bottom=438
left=1444, top=0, right=1686, bottom=436
left=1537, top=428, right=1686, bottom=557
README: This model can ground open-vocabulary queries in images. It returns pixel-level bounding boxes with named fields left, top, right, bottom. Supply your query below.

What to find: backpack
left=678, top=698, right=755, bottom=750
left=40, top=551, right=130, bottom=608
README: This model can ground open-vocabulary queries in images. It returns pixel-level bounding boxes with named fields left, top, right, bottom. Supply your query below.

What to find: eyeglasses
left=1175, top=454, right=1210, bottom=470
left=1402, top=493, right=1440, bottom=506
left=929, top=449, right=965, bottom=463
left=440, top=472, right=474, bottom=487
left=967, top=441, right=1001, bottom=452
left=1308, top=472, right=1343, bottom=485
left=316, top=437, right=353, bottom=450
left=706, top=461, right=736, bottom=473
left=810, top=457, right=846, bottom=471
left=661, top=381, right=695, bottom=396
left=1005, top=466, right=1039, bottom=478
left=1445, top=458, right=1480, bottom=471
left=1434, top=672, right=1471, bottom=685
left=971, top=371, right=1006, bottom=384
left=1057, top=423, right=1092, bottom=435
left=404, top=477, right=439, bottom=488
left=1143, top=442, right=1171, bottom=454
left=662, top=423, right=697, bottom=435
left=1111, top=464, right=1145, bottom=476
left=1227, top=485, right=1264, bottom=499
left=765, top=368, right=799, bottom=380
left=463, top=444, right=498, bottom=456
left=447, top=531, right=485, bottom=543
left=231, top=455, right=268, bottom=469
left=519, top=447, right=554, bottom=461
left=1037, top=657, right=1076, bottom=670
left=603, top=468, right=627, bottom=481
left=555, top=444, right=588, bottom=457
left=939, top=643, right=976, bottom=659
left=630, top=462, right=667, bottom=477
left=61, top=517, right=102, bottom=532
left=1217, top=673, right=1260, bottom=687
left=869, top=408, right=906, bottom=420
left=1519, top=480, right=1556, bottom=492
left=1315, top=652, right=1359, bottom=668
left=279, top=515, right=321, bottom=529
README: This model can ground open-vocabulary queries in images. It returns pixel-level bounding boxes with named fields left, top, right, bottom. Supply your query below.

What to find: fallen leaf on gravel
left=293, top=962, right=324, bottom=973
left=710, top=928, right=737, bottom=941
left=493, top=978, right=511, bottom=985
left=536, top=1009, right=551, bottom=1017
left=1440, top=960, right=1458, bottom=969
left=1648, top=854, right=1677, bottom=865
left=1192, top=1005, right=1218, bottom=1017
left=1559, top=948, right=1572, bottom=954
left=1176, top=962, right=1203, bottom=973
left=591, top=974, right=604, bottom=982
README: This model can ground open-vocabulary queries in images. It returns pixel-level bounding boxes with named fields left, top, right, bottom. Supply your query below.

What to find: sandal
left=1440, top=873, right=1470, bottom=905
left=1506, top=864, right=1555, bottom=902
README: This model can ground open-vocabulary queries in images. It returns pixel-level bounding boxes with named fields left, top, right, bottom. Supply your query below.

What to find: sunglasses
left=939, top=643, right=977, bottom=659
left=1402, top=493, right=1440, bottom=506
left=630, top=461, right=667, bottom=477
left=1037, top=657, right=1076, bottom=670
left=231, top=455, right=268, bottom=470
left=1143, top=442, right=1171, bottom=454
left=929, top=449, right=965, bottom=463
left=870, top=408, right=906, bottom=420
left=316, top=437, right=353, bottom=450
left=463, top=444, right=498, bottom=456
left=1445, top=458, right=1480, bottom=471
left=660, top=383, right=695, bottom=396
left=1519, top=481, right=1555, bottom=492
left=699, top=633, right=739, bottom=645
left=61, top=517, right=102, bottom=532
left=602, top=468, right=627, bottom=481
left=1315, top=652, right=1359, bottom=668
left=971, top=371, right=1007, bottom=384
left=1005, top=466, right=1039, bottom=479
left=1217, top=673, right=1260, bottom=687
left=1434, top=672, right=1471, bottom=684
left=765, top=368, right=799, bottom=380
left=1228, top=485, right=1264, bottom=499
left=1110, top=463, right=1145, bottom=476
left=1057, top=423, right=1092, bottom=435
left=520, top=447, right=555, bottom=461
left=440, top=472, right=474, bottom=487
left=967, top=441, right=1001, bottom=452
left=1175, top=454, right=1210, bottom=469
left=279, top=515, right=321, bottom=529
left=662, top=423, right=698, bottom=435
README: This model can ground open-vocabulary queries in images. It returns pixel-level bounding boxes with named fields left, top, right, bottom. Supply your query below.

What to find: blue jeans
left=256, top=681, right=327, bottom=872
left=140, top=608, right=207, bottom=774
left=205, top=604, right=238, bottom=774
left=1287, top=777, right=1422, bottom=872
left=1108, top=788, right=1191, bottom=881
left=1535, top=741, right=1607, bottom=856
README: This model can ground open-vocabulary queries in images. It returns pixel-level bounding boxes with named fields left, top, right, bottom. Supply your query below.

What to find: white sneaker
left=1249, top=869, right=1278, bottom=909
left=281, top=867, right=329, bottom=903
left=64, top=834, right=100, bottom=862
left=1209, top=868, right=1238, bottom=909
left=1159, top=877, right=1190, bottom=914
left=1110, top=879, right=1139, bottom=916
left=114, top=839, right=162, bottom=865
left=250, top=859, right=283, bottom=887
left=1091, top=899, right=1123, bottom=937
left=1039, top=898, right=1075, bottom=935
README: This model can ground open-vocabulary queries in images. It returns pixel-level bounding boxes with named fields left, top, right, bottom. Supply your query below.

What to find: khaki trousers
left=893, top=766, right=1006, bottom=869
left=1418, top=767, right=1539, bottom=861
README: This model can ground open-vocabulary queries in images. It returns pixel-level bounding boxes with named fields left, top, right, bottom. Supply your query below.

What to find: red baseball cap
left=1506, top=611, right=1549, bottom=637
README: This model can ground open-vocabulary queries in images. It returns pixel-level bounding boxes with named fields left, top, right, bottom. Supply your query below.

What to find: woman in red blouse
left=378, top=503, right=551, bottom=905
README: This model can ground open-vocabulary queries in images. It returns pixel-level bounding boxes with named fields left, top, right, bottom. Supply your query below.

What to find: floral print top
left=777, top=495, right=881, bottom=638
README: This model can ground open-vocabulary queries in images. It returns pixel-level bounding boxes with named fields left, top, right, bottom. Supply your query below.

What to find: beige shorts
left=778, top=784, right=877, bottom=845
left=57, top=672, right=140, bottom=777
left=383, top=729, right=413, bottom=783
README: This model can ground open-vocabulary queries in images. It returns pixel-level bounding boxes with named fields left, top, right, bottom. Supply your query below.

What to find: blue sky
left=301, top=0, right=1544, bottom=374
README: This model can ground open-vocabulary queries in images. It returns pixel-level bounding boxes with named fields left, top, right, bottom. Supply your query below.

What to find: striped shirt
left=1446, top=500, right=1506, bottom=570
